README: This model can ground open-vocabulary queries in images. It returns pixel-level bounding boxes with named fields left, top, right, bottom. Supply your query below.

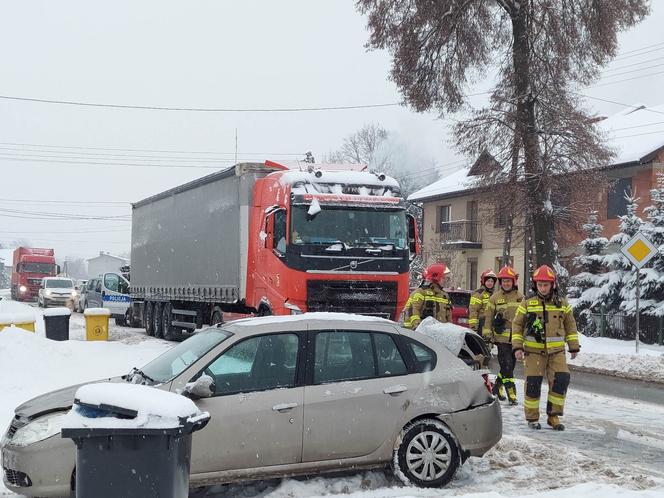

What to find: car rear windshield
left=45, top=280, right=73, bottom=288
left=448, top=292, right=470, bottom=308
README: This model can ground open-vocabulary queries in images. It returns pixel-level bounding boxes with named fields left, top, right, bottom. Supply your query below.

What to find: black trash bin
left=61, top=383, right=210, bottom=498
left=43, top=307, right=71, bottom=341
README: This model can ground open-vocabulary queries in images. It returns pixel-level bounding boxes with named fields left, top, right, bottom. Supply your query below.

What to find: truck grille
left=27, top=278, right=42, bottom=285
left=3, top=467, right=32, bottom=487
left=306, top=280, right=397, bottom=319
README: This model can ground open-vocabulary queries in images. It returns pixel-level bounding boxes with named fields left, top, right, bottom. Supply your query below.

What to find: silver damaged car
left=1, top=313, right=502, bottom=496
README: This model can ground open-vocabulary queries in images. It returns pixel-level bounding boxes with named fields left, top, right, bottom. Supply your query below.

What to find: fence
left=588, top=307, right=664, bottom=345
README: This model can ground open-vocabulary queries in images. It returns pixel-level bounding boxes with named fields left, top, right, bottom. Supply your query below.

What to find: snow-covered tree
left=569, top=211, right=608, bottom=333
left=596, top=194, right=643, bottom=315
left=626, top=181, right=664, bottom=316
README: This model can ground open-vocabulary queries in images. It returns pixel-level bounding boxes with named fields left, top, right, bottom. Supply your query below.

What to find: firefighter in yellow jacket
left=403, top=263, right=453, bottom=329
left=483, top=266, right=523, bottom=405
left=512, top=265, right=580, bottom=431
left=469, top=269, right=497, bottom=334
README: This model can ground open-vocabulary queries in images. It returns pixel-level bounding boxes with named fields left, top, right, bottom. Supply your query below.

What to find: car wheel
left=393, top=419, right=460, bottom=488
left=162, top=302, right=176, bottom=341
left=145, top=302, right=155, bottom=336
left=153, top=302, right=164, bottom=339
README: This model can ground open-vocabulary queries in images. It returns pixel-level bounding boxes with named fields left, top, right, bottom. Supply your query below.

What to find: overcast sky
left=1, top=0, right=663, bottom=261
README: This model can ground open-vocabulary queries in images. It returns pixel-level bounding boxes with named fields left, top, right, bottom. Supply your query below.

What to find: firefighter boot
left=492, top=378, right=506, bottom=401
left=547, top=416, right=565, bottom=431
left=528, top=421, right=542, bottom=430
left=506, top=384, right=518, bottom=406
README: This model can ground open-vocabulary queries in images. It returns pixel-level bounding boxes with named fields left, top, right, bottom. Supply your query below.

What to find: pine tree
left=570, top=211, right=608, bottom=333
left=630, top=180, right=664, bottom=316
left=596, top=194, right=643, bottom=315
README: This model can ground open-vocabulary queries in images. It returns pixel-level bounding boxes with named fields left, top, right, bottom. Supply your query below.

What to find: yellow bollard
left=0, top=311, right=36, bottom=333
left=83, top=308, right=111, bottom=341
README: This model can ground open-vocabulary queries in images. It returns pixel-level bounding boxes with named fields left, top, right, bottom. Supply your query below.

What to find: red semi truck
left=10, top=247, right=58, bottom=301
left=130, top=161, right=419, bottom=339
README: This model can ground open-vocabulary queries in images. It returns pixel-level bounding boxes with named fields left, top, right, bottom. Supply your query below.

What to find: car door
left=302, top=328, right=417, bottom=462
left=88, top=279, right=101, bottom=307
left=189, top=331, right=305, bottom=474
left=102, top=272, right=130, bottom=315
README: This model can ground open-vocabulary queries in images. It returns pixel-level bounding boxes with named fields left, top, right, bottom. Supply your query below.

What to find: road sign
left=620, top=232, right=658, bottom=269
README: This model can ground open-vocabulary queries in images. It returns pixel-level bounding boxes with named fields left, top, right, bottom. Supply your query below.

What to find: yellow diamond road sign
left=620, top=232, right=658, bottom=269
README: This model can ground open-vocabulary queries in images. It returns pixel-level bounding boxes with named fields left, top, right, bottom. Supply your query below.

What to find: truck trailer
left=10, top=247, right=58, bottom=301
left=129, top=161, right=418, bottom=340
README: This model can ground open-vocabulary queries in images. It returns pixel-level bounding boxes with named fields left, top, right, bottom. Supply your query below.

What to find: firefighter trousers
left=496, top=343, right=516, bottom=393
left=523, top=351, right=570, bottom=422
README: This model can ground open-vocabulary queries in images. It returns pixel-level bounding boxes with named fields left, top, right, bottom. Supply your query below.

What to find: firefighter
left=469, top=269, right=498, bottom=335
left=483, top=266, right=523, bottom=405
left=512, top=265, right=580, bottom=431
left=402, top=263, right=453, bottom=329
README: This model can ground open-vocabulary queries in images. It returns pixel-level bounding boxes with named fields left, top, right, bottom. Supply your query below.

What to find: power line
left=602, top=56, right=663, bottom=73
left=0, top=146, right=298, bottom=163
left=0, top=95, right=403, bottom=112
left=0, top=155, right=225, bottom=169
left=615, top=41, right=664, bottom=57
left=0, top=141, right=305, bottom=156
left=612, top=129, right=664, bottom=139
left=0, top=198, right=130, bottom=205
left=589, top=69, right=664, bottom=89
left=611, top=45, right=664, bottom=63
left=598, top=62, right=664, bottom=79
left=576, top=93, right=664, bottom=116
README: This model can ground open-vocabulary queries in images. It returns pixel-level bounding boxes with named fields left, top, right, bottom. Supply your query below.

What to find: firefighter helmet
left=480, top=269, right=498, bottom=285
left=532, top=265, right=556, bottom=283
left=424, top=263, right=450, bottom=284
left=497, top=265, right=518, bottom=282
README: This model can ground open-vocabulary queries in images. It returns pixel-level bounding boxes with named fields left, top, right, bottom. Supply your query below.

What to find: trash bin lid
left=43, top=307, right=72, bottom=317
left=63, top=383, right=207, bottom=431
left=83, top=308, right=111, bottom=317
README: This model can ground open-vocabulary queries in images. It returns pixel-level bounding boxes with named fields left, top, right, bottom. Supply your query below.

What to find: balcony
left=438, top=220, right=482, bottom=249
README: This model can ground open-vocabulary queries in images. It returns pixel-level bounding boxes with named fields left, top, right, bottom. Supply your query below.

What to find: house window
left=436, top=205, right=451, bottom=233
left=607, top=177, right=632, bottom=219
left=494, top=205, right=509, bottom=228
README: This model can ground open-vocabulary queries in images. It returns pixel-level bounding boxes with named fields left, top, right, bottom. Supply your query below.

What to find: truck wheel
left=162, top=302, right=176, bottom=341
left=153, top=302, right=164, bottom=339
left=145, top=302, right=155, bottom=336
left=211, top=307, right=223, bottom=326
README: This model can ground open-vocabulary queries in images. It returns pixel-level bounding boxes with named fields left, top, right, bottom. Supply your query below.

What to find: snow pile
left=0, top=326, right=172, bottom=437
left=570, top=333, right=664, bottom=382
left=64, top=383, right=205, bottom=430
left=414, top=317, right=467, bottom=355
left=43, top=307, right=72, bottom=317
left=83, top=307, right=111, bottom=317
left=0, top=299, right=36, bottom=325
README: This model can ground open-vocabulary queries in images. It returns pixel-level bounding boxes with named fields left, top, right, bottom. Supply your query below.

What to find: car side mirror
left=184, top=374, right=215, bottom=399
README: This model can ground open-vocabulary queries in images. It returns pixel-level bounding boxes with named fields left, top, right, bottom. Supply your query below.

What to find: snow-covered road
left=1, top=293, right=663, bottom=497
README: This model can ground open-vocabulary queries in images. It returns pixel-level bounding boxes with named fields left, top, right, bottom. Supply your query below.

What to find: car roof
left=221, top=312, right=400, bottom=337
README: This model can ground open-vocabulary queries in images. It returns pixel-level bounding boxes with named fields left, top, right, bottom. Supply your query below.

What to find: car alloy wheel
left=394, top=419, right=460, bottom=488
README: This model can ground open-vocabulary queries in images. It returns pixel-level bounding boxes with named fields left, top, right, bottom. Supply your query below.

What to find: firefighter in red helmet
left=512, top=265, right=580, bottom=431
left=469, top=269, right=498, bottom=335
left=402, top=263, right=452, bottom=329
left=483, top=266, right=523, bottom=404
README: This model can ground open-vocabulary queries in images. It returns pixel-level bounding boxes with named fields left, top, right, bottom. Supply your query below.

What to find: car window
left=314, top=330, right=375, bottom=384
left=104, top=274, right=119, bottom=292
left=374, top=333, right=408, bottom=377
left=448, top=292, right=471, bottom=308
left=45, top=279, right=73, bottom=288
left=205, top=333, right=299, bottom=395
left=95, top=281, right=102, bottom=293
left=87, top=280, right=95, bottom=291
left=404, top=338, right=437, bottom=373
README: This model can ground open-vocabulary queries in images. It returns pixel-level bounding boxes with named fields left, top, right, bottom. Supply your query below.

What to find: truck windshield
left=291, top=206, right=407, bottom=249
left=21, top=262, right=54, bottom=273
left=45, top=279, right=73, bottom=288
left=140, top=328, right=232, bottom=383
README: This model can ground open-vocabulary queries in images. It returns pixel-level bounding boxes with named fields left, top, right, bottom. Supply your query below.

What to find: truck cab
left=11, top=248, right=58, bottom=301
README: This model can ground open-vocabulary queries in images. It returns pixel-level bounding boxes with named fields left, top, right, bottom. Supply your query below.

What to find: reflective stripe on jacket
left=512, top=294, right=579, bottom=354
left=402, top=284, right=452, bottom=329
left=483, top=288, right=524, bottom=343
left=469, top=286, right=492, bottom=332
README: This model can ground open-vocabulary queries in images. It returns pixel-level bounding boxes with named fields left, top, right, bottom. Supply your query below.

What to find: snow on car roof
left=226, top=312, right=395, bottom=328
left=408, top=104, right=664, bottom=202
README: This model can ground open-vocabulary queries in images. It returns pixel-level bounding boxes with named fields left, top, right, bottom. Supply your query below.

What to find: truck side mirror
left=406, top=213, right=420, bottom=258
left=56, top=265, right=61, bottom=275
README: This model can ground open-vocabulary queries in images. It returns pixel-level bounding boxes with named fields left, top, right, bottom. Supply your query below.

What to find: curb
left=568, top=363, right=664, bottom=385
